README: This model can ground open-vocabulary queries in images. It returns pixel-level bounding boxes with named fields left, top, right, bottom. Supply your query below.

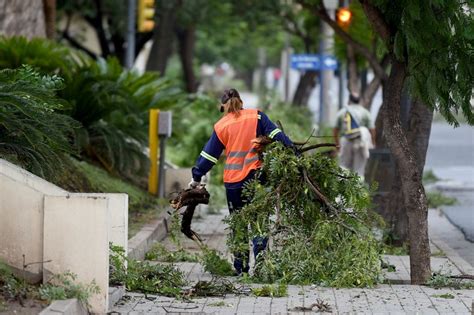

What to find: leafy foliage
left=427, top=272, right=474, bottom=290
left=252, top=283, right=287, bottom=297
left=426, top=191, right=457, bottom=208
left=201, top=248, right=235, bottom=277
left=0, top=36, right=76, bottom=76
left=39, top=272, right=100, bottom=306
left=0, top=66, right=79, bottom=179
left=0, top=261, right=29, bottom=304
left=145, top=243, right=199, bottom=262
left=373, top=0, right=473, bottom=126
left=226, top=143, right=382, bottom=287
left=109, top=245, right=186, bottom=297
left=1, top=261, right=98, bottom=308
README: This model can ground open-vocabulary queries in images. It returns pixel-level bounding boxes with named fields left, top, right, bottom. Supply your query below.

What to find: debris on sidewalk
left=226, top=142, right=382, bottom=287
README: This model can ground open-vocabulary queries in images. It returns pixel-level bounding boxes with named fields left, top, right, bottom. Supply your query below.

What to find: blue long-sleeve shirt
left=192, top=111, right=293, bottom=188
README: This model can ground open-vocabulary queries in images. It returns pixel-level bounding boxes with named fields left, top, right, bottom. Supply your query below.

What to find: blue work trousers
left=225, top=171, right=268, bottom=274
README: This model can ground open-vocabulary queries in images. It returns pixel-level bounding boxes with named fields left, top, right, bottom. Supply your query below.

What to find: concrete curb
left=430, top=236, right=474, bottom=275
left=127, top=209, right=170, bottom=261
left=39, top=298, right=87, bottom=315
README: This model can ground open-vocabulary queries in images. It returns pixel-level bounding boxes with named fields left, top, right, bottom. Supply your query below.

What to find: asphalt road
left=425, top=122, right=474, bottom=242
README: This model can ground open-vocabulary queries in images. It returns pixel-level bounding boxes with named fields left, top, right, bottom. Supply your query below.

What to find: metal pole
left=338, top=63, right=344, bottom=110
left=125, top=0, right=136, bottom=69
left=158, top=136, right=166, bottom=198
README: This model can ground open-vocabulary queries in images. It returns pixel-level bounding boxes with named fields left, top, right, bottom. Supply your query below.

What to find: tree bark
left=292, top=71, right=318, bottom=106
left=146, top=0, right=180, bottom=74
left=0, top=0, right=46, bottom=38
left=382, top=58, right=431, bottom=284
left=42, top=0, right=56, bottom=39
left=176, top=26, right=197, bottom=93
left=346, top=45, right=359, bottom=97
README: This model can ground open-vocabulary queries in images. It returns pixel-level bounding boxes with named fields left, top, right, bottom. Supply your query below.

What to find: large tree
left=57, top=0, right=152, bottom=64
left=0, top=0, right=46, bottom=38
left=301, top=0, right=473, bottom=284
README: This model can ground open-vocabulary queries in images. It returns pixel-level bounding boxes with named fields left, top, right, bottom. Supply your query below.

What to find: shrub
left=0, top=66, right=79, bottom=179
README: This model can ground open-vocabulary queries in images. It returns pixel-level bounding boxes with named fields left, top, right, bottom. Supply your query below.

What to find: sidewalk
left=111, top=208, right=474, bottom=314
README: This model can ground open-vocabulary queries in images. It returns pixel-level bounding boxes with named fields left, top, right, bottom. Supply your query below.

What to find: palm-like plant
left=0, top=36, right=78, bottom=78
left=0, top=66, right=79, bottom=178
left=0, top=37, right=191, bottom=185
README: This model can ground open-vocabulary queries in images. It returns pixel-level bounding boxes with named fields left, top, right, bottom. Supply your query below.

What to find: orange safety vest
left=214, top=109, right=261, bottom=183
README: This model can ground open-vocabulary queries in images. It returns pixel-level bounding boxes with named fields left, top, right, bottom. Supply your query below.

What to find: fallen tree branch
left=169, top=186, right=210, bottom=244
left=299, top=143, right=337, bottom=153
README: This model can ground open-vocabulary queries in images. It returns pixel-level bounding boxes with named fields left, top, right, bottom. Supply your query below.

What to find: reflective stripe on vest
left=214, top=109, right=261, bottom=183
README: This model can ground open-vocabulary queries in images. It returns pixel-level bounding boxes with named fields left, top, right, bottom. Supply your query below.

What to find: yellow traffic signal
left=336, top=7, right=352, bottom=29
left=138, top=0, right=155, bottom=32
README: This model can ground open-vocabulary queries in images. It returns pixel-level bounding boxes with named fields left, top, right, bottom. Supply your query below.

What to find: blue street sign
left=321, top=55, right=338, bottom=70
left=290, top=54, right=320, bottom=70
left=290, top=54, right=338, bottom=71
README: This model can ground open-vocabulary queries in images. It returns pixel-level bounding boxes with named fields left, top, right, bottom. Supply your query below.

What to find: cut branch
left=299, top=143, right=337, bottom=153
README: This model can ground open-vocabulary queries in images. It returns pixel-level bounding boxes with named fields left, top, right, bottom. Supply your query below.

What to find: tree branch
left=281, top=12, right=312, bottom=52
left=362, top=54, right=390, bottom=108
left=297, top=0, right=387, bottom=81
left=358, top=0, right=392, bottom=43
left=61, top=31, right=98, bottom=59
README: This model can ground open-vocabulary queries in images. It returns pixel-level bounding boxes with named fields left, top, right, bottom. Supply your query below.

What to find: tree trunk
left=362, top=54, right=389, bottom=109
left=42, top=0, right=56, bottom=39
left=85, top=0, right=110, bottom=56
left=382, top=58, right=431, bottom=284
left=0, top=0, right=46, bottom=38
left=361, top=76, right=381, bottom=109
left=346, top=45, right=359, bottom=96
left=292, top=71, right=318, bottom=106
left=176, top=26, right=198, bottom=93
left=146, top=0, right=180, bottom=74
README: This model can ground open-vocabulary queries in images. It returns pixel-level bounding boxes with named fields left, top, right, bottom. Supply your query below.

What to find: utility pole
left=319, top=4, right=336, bottom=126
left=319, top=0, right=338, bottom=126
left=125, top=0, right=136, bottom=69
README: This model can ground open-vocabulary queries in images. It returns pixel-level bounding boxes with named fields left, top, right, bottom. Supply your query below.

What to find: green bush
left=0, top=36, right=77, bottom=76
left=0, top=66, right=79, bottom=179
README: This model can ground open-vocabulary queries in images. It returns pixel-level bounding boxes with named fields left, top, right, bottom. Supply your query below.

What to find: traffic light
left=138, top=0, right=155, bottom=32
left=336, top=7, right=352, bottom=29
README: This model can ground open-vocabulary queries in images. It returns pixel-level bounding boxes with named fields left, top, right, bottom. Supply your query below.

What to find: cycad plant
left=0, top=36, right=78, bottom=78
left=60, top=57, right=184, bottom=185
left=0, top=66, right=79, bottom=179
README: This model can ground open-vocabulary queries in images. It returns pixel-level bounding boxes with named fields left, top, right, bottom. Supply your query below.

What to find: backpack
left=343, top=109, right=361, bottom=140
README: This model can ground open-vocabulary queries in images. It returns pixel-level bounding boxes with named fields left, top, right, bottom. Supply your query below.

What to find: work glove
left=188, top=179, right=200, bottom=189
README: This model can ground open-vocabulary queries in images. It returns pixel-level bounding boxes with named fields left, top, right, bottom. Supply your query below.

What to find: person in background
left=189, top=88, right=293, bottom=275
left=332, top=93, right=376, bottom=179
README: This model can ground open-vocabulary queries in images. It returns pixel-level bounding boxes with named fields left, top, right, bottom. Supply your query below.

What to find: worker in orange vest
left=189, top=88, right=294, bottom=275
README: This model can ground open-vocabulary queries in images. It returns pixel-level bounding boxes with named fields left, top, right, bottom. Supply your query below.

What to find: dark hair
left=221, top=88, right=241, bottom=104
left=349, top=93, right=360, bottom=104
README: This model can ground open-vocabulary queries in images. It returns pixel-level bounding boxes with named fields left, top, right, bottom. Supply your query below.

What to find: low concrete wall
left=0, top=159, right=67, bottom=282
left=0, top=159, right=129, bottom=314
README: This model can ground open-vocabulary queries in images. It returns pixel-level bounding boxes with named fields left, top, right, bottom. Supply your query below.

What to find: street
left=426, top=122, right=474, bottom=242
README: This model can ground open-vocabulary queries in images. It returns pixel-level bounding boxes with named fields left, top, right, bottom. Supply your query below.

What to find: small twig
left=449, top=274, right=474, bottom=280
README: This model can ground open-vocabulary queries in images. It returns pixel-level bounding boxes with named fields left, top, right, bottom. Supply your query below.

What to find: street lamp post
left=126, top=0, right=136, bottom=69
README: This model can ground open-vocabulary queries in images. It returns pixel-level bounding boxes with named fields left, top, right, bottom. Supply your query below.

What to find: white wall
left=0, top=159, right=128, bottom=314
left=0, top=159, right=66, bottom=281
